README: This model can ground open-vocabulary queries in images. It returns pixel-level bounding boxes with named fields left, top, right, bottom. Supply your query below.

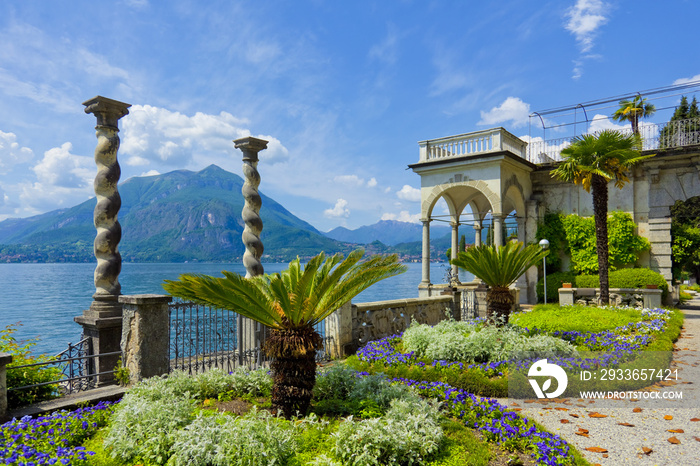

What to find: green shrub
left=314, top=367, right=420, bottom=418
left=535, top=271, right=576, bottom=303
left=1, top=323, right=61, bottom=409
left=576, top=268, right=669, bottom=301
left=510, top=305, right=642, bottom=333
left=332, top=397, right=444, bottom=466
left=104, top=392, right=196, bottom=464
left=402, top=319, right=578, bottom=362
left=314, top=364, right=359, bottom=401
left=127, top=367, right=271, bottom=402
left=168, top=409, right=300, bottom=466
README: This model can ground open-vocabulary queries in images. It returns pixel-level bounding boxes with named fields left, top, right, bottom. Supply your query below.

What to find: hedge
left=536, top=268, right=668, bottom=303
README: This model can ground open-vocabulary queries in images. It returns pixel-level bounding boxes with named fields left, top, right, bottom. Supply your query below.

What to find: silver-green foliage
left=315, top=365, right=420, bottom=408
left=332, top=397, right=443, bottom=466
left=402, top=320, right=578, bottom=362
left=105, top=368, right=273, bottom=464
left=104, top=393, right=196, bottom=464
left=127, top=368, right=271, bottom=401
left=168, top=408, right=299, bottom=466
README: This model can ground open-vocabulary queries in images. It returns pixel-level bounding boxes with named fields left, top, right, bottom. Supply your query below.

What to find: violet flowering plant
left=392, top=377, right=573, bottom=466
left=0, top=401, right=114, bottom=465
left=357, top=308, right=673, bottom=378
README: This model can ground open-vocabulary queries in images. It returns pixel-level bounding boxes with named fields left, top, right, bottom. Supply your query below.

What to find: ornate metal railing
left=526, top=117, right=700, bottom=163
left=7, top=337, right=120, bottom=398
left=169, top=300, right=332, bottom=375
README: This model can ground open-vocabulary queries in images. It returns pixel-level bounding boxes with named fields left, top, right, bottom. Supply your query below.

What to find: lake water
left=0, top=262, right=471, bottom=356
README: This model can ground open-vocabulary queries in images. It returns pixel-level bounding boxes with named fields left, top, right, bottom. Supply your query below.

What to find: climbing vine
left=536, top=211, right=650, bottom=275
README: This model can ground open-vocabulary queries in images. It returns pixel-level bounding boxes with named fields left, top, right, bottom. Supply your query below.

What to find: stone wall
left=326, top=294, right=459, bottom=358
left=558, top=287, right=663, bottom=309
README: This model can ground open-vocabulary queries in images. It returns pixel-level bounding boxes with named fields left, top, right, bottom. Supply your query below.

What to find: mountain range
left=0, top=165, right=459, bottom=263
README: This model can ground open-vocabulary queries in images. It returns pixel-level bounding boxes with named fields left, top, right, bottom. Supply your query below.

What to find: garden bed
left=2, top=304, right=681, bottom=466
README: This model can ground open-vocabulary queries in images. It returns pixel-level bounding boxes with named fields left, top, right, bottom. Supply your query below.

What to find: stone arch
left=422, top=180, right=500, bottom=219
left=502, top=174, right=526, bottom=219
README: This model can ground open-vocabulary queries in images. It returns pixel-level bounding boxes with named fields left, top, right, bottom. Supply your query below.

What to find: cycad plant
left=450, top=241, right=547, bottom=325
left=163, top=249, right=406, bottom=418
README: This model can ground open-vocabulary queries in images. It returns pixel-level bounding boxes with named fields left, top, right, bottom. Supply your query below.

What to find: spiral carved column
left=75, top=96, right=130, bottom=385
left=234, top=137, right=269, bottom=278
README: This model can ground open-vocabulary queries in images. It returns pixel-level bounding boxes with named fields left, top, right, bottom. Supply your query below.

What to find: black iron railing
left=168, top=300, right=332, bottom=375
left=7, top=337, right=120, bottom=397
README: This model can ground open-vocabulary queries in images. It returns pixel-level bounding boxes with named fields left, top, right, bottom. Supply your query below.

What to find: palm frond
left=163, top=249, right=406, bottom=330
left=451, top=241, right=547, bottom=287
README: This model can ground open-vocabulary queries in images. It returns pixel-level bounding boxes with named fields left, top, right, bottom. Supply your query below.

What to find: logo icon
left=528, top=359, right=568, bottom=398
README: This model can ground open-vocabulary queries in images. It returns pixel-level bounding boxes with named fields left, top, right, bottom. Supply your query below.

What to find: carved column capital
left=83, top=96, right=131, bottom=128
left=234, top=137, right=269, bottom=162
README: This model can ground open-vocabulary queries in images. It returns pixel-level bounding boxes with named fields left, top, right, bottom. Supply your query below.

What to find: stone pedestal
left=120, top=295, right=172, bottom=384
left=325, top=301, right=353, bottom=358
left=559, top=288, right=575, bottom=306
left=0, top=352, right=12, bottom=419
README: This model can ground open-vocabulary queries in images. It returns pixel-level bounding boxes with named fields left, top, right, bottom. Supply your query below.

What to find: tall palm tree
left=551, top=130, right=652, bottom=304
left=163, top=249, right=406, bottom=418
left=451, top=241, right=547, bottom=325
left=612, top=95, right=656, bottom=136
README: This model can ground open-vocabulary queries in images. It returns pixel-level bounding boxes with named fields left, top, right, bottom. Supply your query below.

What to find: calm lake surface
left=0, top=262, right=472, bottom=356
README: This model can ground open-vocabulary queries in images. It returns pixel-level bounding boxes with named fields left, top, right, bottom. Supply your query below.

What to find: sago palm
left=450, top=241, right=547, bottom=325
left=163, top=249, right=406, bottom=418
left=551, top=129, right=652, bottom=304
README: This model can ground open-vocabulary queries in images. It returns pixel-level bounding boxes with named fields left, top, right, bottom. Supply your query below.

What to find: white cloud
left=565, top=0, right=610, bottom=79
left=673, top=74, right=700, bottom=85
left=0, top=20, right=132, bottom=113
left=139, top=170, right=161, bottom=177
left=333, top=175, right=365, bottom=186
left=32, top=142, right=93, bottom=188
left=478, top=97, right=531, bottom=128
left=120, top=105, right=289, bottom=170
left=381, top=210, right=421, bottom=223
left=367, top=177, right=377, bottom=188
left=565, top=0, right=609, bottom=53
left=324, top=198, right=350, bottom=218
left=0, top=130, right=34, bottom=174
left=396, top=185, right=421, bottom=202
left=586, top=114, right=629, bottom=134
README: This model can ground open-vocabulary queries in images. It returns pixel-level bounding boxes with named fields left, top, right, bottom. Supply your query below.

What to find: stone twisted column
left=83, top=96, right=130, bottom=313
left=234, top=137, right=268, bottom=278
left=75, top=96, right=130, bottom=386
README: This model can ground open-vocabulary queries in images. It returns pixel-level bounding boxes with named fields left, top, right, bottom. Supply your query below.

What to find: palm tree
left=612, top=95, right=656, bottom=136
left=163, top=249, right=406, bottom=418
left=450, top=241, right=547, bottom=325
left=551, top=130, right=652, bottom=304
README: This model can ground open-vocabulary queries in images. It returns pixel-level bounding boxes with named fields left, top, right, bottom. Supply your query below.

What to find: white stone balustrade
left=418, top=127, right=527, bottom=162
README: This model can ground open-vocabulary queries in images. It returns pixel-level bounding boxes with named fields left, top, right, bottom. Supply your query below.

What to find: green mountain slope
left=0, top=165, right=352, bottom=262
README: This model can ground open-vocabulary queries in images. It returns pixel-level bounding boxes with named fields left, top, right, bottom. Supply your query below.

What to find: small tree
left=551, top=130, right=653, bottom=304
left=451, top=241, right=547, bottom=325
left=164, top=249, right=405, bottom=418
left=612, top=95, right=656, bottom=136
left=659, top=96, right=700, bottom=148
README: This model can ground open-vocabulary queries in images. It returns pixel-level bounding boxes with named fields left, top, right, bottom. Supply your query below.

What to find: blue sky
left=1, top=0, right=699, bottom=232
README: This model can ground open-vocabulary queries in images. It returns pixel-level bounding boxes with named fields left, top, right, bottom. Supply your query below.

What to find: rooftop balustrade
left=418, top=118, right=700, bottom=165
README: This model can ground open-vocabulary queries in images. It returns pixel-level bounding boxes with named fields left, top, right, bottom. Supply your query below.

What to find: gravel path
left=498, top=300, right=700, bottom=465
